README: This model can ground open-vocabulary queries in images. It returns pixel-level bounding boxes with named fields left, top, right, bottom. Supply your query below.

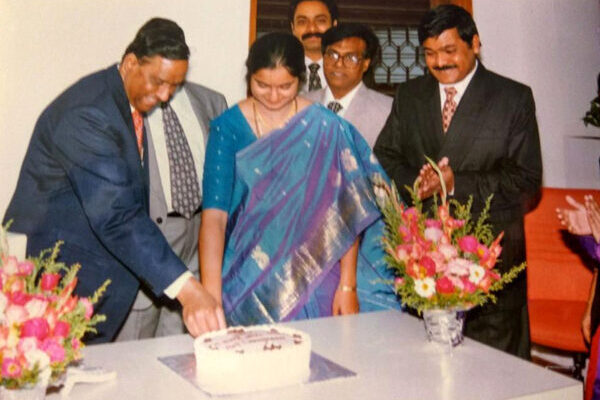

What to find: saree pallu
left=221, top=105, right=400, bottom=326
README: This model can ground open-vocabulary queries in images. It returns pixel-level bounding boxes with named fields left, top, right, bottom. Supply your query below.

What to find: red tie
left=442, top=87, right=457, bottom=133
left=132, top=110, right=144, bottom=159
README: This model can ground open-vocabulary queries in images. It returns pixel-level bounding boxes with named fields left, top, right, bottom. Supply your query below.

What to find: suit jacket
left=131, top=83, right=226, bottom=311
left=374, top=64, right=543, bottom=309
left=306, top=84, right=392, bottom=147
left=3, top=65, right=189, bottom=343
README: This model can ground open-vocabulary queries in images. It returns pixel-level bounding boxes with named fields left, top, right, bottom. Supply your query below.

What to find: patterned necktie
left=308, top=63, right=322, bottom=91
left=442, top=86, right=457, bottom=133
left=132, top=110, right=144, bottom=160
left=162, top=103, right=201, bottom=219
left=327, top=101, right=343, bottom=114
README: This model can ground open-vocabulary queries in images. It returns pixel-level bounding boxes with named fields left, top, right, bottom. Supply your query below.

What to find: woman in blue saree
left=199, top=32, right=398, bottom=327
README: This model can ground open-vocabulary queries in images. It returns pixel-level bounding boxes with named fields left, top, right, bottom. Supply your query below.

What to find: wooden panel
left=257, top=0, right=430, bottom=31
left=430, top=0, right=472, bottom=15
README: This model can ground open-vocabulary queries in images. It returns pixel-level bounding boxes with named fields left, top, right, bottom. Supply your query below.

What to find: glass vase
left=422, top=308, right=467, bottom=347
left=0, top=381, right=47, bottom=400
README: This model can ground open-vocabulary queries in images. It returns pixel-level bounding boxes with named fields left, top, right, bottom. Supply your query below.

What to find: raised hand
left=556, top=195, right=591, bottom=236
left=585, top=195, right=600, bottom=242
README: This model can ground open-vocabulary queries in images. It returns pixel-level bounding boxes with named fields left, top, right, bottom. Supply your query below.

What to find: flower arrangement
left=0, top=224, right=110, bottom=390
left=374, top=159, right=525, bottom=314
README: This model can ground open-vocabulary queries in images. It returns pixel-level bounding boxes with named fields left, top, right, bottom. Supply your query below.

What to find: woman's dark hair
left=122, top=18, right=190, bottom=61
left=418, top=5, right=479, bottom=47
left=288, top=0, right=339, bottom=24
left=245, top=32, right=306, bottom=88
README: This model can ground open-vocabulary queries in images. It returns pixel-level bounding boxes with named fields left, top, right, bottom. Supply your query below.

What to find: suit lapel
left=344, top=84, right=366, bottom=119
left=106, top=66, right=150, bottom=211
left=440, top=64, right=489, bottom=167
left=417, top=75, right=445, bottom=161
left=184, top=86, right=210, bottom=145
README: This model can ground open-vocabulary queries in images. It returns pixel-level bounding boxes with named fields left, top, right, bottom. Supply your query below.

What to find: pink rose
left=79, top=298, right=94, bottom=320
left=435, top=276, right=455, bottom=294
left=458, top=236, right=479, bottom=253
left=71, top=337, right=81, bottom=351
left=425, top=219, right=442, bottom=229
left=53, top=321, right=71, bottom=338
left=40, top=273, right=61, bottom=291
left=10, top=290, right=31, bottom=306
left=419, top=256, right=437, bottom=277
left=394, top=277, right=405, bottom=289
left=17, top=261, right=34, bottom=276
left=21, top=317, right=50, bottom=341
left=41, top=338, right=65, bottom=363
left=461, top=278, right=477, bottom=294
left=1, top=358, right=22, bottom=379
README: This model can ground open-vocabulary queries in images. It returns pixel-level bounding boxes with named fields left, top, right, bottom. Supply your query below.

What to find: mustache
left=433, top=65, right=457, bottom=71
left=301, top=32, right=323, bottom=41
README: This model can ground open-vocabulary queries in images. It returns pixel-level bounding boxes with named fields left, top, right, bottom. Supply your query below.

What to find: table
left=48, top=310, right=582, bottom=399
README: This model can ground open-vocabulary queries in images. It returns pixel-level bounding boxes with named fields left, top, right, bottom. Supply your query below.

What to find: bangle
left=338, top=285, right=357, bottom=292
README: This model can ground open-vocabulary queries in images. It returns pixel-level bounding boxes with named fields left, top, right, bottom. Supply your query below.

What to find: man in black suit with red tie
left=374, top=5, right=542, bottom=359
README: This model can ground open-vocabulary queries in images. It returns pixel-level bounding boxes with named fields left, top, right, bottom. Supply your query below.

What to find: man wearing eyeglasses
left=306, top=23, right=392, bottom=147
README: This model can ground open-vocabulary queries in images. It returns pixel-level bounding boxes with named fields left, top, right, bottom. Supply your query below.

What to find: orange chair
left=526, top=187, right=599, bottom=380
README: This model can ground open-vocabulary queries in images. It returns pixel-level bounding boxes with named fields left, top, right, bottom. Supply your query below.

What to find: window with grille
left=256, top=0, right=430, bottom=95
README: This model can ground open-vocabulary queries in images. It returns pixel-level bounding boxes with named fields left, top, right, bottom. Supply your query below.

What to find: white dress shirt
left=145, top=87, right=205, bottom=299
left=323, top=82, right=363, bottom=117
left=438, top=60, right=479, bottom=111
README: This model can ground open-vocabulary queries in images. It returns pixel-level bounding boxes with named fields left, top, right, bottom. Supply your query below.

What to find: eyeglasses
left=323, top=49, right=364, bottom=68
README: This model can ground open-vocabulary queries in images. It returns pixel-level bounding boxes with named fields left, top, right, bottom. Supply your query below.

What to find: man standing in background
left=289, top=0, right=338, bottom=92
left=307, top=23, right=392, bottom=147
left=116, top=82, right=227, bottom=340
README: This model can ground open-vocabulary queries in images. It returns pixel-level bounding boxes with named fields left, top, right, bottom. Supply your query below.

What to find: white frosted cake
left=194, top=325, right=311, bottom=395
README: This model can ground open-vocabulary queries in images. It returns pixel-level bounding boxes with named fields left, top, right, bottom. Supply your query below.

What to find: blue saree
left=220, top=104, right=400, bottom=326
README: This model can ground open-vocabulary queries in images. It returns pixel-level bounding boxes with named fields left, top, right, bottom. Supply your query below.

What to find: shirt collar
left=438, top=59, right=478, bottom=106
left=324, top=82, right=363, bottom=116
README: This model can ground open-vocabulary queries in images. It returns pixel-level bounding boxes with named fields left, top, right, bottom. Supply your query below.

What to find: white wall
left=0, top=0, right=250, bottom=214
left=473, top=0, right=600, bottom=189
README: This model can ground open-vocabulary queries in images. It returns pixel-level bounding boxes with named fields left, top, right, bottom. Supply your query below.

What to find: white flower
left=340, top=148, right=358, bottom=172
left=25, top=349, right=50, bottom=371
left=25, top=298, right=48, bottom=319
left=468, top=264, right=486, bottom=285
left=414, top=277, right=436, bottom=298
left=424, top=227, right=443, bottom=243
left=373, top=184, right=386, bottom=201
left=251, top=246, right=270, bottom=270
left=370, top=153, right=378, bottom=164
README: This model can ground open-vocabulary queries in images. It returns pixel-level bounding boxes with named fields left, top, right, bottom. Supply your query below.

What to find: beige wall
left=474, top=0, right=600, bottom=189
left=0, top=0, right=250, bottom=214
